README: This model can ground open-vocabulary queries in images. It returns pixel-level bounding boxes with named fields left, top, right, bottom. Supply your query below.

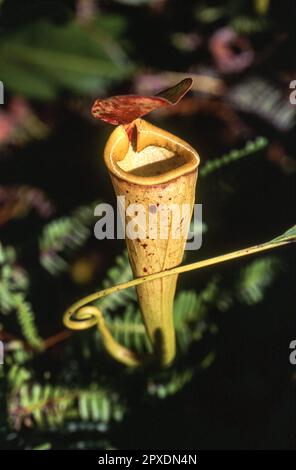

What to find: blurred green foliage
left=0, top=5, right=132, bottom=99
left=0, top=148, right=286, bottom=449
left=0, top=0, right=294, bottom=452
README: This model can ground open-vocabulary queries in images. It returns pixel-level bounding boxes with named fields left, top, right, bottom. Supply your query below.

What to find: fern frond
left=8, top=383, right=126, bottom=431
left=236, top=256, right=282, bottom=305
left=147, top=368, right=194, bottom=398
left=95, top=251, right=136, bottom=314
left=9, top=383, right=75, bottom=430
left=108, top=304, right=152, bottom=354
left=174, top=280, right=220, bottom=353
left=14, top=294, right=44, bottom=350
left=200, top=351, right=216, bottom=369
left=0, top=243, right=42, bottom=349
left=217, top=256, right=283, bottom=310
left=39, top=202, right=99, bottom=275
left=5, top=341, right=33, bottom=390
left=231, top=15, right=270, bottom=34
left=0, top=243, right=29, bottom=314
left=200, top=136, right=268, bottom=177
left=78, top=388, right=125, bottom=425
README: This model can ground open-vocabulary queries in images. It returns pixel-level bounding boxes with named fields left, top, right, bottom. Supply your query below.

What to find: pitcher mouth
left=103, top=118, right=200, bottom=185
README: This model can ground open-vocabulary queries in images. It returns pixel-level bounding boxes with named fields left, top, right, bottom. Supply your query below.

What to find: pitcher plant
left=63, top=78, right=296, bottom=368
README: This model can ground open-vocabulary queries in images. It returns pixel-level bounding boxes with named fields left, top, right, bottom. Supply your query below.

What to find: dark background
left=0, top=0, right=295, bottom=450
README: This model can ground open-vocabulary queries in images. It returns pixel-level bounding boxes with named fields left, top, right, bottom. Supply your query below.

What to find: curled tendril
left=63, top=229, right=295, bottom=368
left=64, top=303, right=150, bottom=367
left=64, top=305, right=101, bottom=331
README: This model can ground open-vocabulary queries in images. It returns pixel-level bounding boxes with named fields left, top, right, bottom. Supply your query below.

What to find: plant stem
left=63, top=225, right=295, bottom=367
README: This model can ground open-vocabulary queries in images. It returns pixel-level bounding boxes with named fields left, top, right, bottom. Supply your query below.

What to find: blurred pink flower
left=209, top=27, right=254, bottom=74
left=0, top=97, right=31, bottom=145
left=0, top=114, right=14, bottom=142
left=9, top=97, right=31, bottom=121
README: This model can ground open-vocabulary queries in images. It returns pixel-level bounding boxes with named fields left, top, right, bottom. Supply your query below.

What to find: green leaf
left=0, top=61, right=55, bottom=100
left=0, top=19, right=132, bottom=100
left=270, top=225, right=296, bottom=245
left=32, top=443, right=52, bottom=450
